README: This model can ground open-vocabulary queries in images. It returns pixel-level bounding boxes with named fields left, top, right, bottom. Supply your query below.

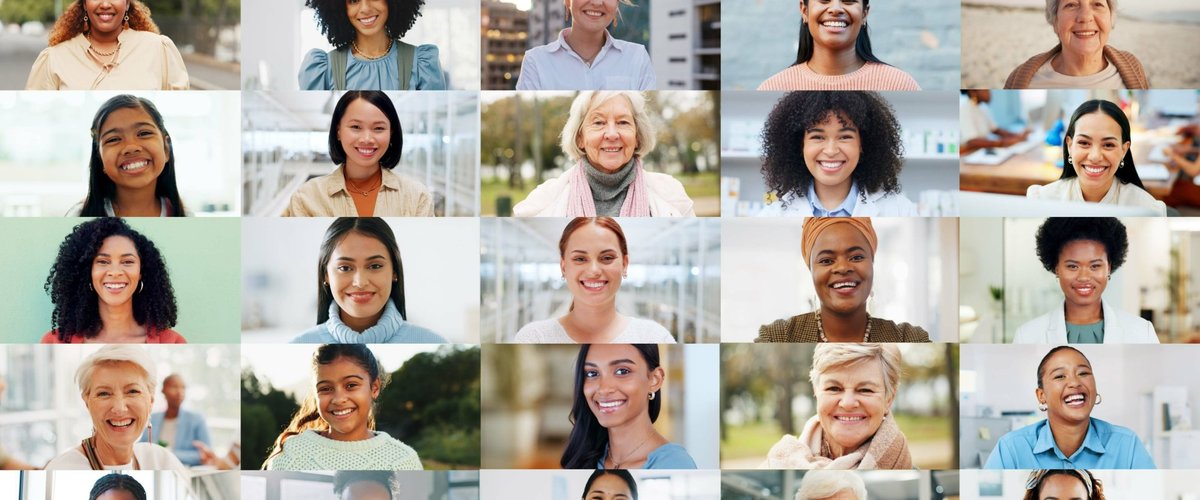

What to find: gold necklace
left=816, top=310, right=872, bottom=342
left=345, top=172, right=382, bottom=197
left=351, top=38, right=393, bottom=60
left=608, top=436, right=650, bottom=469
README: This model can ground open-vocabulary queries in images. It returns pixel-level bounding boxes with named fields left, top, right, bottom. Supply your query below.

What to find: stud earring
left=88, top=282, right=94, bottom=291
left=1119, top=160, right=1124, bottom=168
left=1066, top=156, right=1073, bottom=165
left=1038, top=402, right=1048, bottom=412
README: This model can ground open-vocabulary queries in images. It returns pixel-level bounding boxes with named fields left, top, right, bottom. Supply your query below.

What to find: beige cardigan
left=1004, top=44, right=1148, bottom=89
left=26, top=30, right=189, bottom=90
left=282, top=165, right=434, bottom=217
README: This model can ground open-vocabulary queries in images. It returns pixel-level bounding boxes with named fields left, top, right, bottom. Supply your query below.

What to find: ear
left=622, top=255, right=629, bottom=273
left=560, top=259, right=567, bottom=278
left=370, top=378, right=381, bottom=399
left=1035, top=387, right=1045, bottom=406
left=649, top=365, right=665, bottom=394
left=1064, top=135, right=1074, bottom=150
left=164, top=135, right=172, bottom=156
left=799, top=0, right=807, bottom=20
left=1121, top=141, right=1131, bottom=159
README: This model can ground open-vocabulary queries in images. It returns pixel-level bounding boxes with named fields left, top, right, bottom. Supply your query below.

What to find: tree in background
left=240, top=369, right=301, bottom=470
left=377, top=345, right=481, bottom=468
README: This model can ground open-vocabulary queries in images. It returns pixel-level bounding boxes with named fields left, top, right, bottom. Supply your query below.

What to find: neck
left=113, top=186, right=161, bottom=216
left=1079, top=178, right=1112, bottom=203
left=1048, top=415, right=1091, bottom=458
left=94, top=437, right=135, bottom=466
left=97, top=302, right=145, bottom=341
left=562, top=302, right=622, bottom=343
left=165, top=406, right=180, bottom=419
left=807, top=46, right=865, bottom=76
left=89, top=28, right=122, bottom=46
left=564, top=26, right=606, bottom=63
left=344, top=163, right=381, bottom=182
left=819, top=306, right=869, bottom=342
left=814, top=182, right=852, bottom=211
left=826, top=436, right=847, bottom=459
left=606, top=420, right=661, bottom=467
left=325, top=425, right=372, bottom=442
left=1052, top=50, right=1108, bottom=77
left=1065, top=301, right=1103, bottom=324
left=339, top=309, right=383, bottom=333
left=354, top=31, right=391, bottom=56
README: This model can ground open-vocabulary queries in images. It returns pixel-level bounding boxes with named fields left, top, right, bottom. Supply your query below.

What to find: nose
left=111, top=394, right=129, bottom=412
left=1086, top=145, right=1104, bottom=162
left=351, top=269, right=365, bottom=287
left=822, top=137, right=839, bottom=155
left=838, top=390, right=859, bottom=408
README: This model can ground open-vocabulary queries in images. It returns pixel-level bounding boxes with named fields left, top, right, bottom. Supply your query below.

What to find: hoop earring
left=123, top=12, right=129, bottom=27
left=1066, top=156, right=1073, bottom=165
left=1038, top=402, right=1047, bottom=412
left=1095, top=394, right=1102, bottom=405
left=648, top=392, right=655, bottom=400
left=137, top=281, right=144, bottom=294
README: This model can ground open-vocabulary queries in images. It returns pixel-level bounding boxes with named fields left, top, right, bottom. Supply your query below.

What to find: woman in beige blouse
left=26, top=0, right=189, bottom=90
left=283, top=91, right=433, bottom=217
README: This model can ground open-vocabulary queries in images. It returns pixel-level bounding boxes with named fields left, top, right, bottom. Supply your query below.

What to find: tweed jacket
left=1004, top=45, right=1148, bottom=89
left=755, top=312, right=930, bottom=343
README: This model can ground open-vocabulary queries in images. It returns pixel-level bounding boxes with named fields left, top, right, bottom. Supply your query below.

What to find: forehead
left=342, top=481, right=391, bottom=500
left=92, top=361, right=149, bottom=385
left=565, top=224, right=622, bottom=251
left=812, top=224, right=870, bottom=252
left=97, top=235, right=138, bottom=256
left=808, top=111, right=856, bottom=130
left=342, top=98, right=390, bottom=123
left=331, top=232, right=392, bottom=260
left=1058, top=239, right=1107, bottom=259
left=585, top=344, right=643, bottom=365
left=1039, top=473, right=1089, bottom=497
left=588, top=96, right=635, bottom=117
left=101, top=106, right=157, bottom=131
left=1046, top=348, right=1090, bottom=369
left=1073, top=112, right=1122, bottom=137
left=318, top=356, right=371, bottom=379
left=587, top=474, right=632, bottom=495
left=818, top=358, right=884, bottom=384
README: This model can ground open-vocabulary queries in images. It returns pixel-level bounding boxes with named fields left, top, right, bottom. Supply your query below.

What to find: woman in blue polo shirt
left=985, top=346, right=1154, bottom=469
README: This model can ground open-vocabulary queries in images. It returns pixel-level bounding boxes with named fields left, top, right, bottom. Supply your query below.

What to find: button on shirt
left=984, top=417, right=1156, bottom=469
left=807, top=182, right=859, bottom=217
left=515, top=29, right=656, bottom=90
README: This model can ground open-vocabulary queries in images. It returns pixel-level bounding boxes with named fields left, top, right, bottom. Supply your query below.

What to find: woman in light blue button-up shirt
left=516, top=0, right=655, bottom=90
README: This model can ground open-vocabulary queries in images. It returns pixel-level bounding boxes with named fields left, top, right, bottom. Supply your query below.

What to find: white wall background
left=479, top=469, right=721, bottom=500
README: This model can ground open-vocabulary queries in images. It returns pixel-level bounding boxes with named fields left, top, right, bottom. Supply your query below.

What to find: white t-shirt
left=960, top=98, right=997, bottom=144
left=513, top=317, right=676, bottom=343
left=44, top=442, right=189, bottom=473
left=1029, top=59, right=1124, bottom=89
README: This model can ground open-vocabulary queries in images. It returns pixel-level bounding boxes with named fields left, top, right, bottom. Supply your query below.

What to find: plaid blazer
left=754, top=312, right=931, bottom=343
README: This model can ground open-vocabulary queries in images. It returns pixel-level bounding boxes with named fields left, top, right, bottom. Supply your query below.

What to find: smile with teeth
left=1064, top=393, right=1087, bottom=407
left=831, top=281, right=859, bottom=289
left=1073, top=283, right=1096, bottom=296
left=103, top=282, right=128, bottom=291
left=834, top=415, right=866, bottom=422
left=330, top=408, right=355, bottom=417
left=108, top=418, right=134, bottom=428
left=581, top=280, right=608, bottom=291
left=582, top=9, right=606, bottom=18
left=818, top=161, right=845, bottom=171
left=120, top=160, right=150, bottom=172
left=822, top=21, right=849, bottom=28
left=1081, top=164, right=1108, bottom=175
left=600, top=146, right=623, bottom=153
left=358, top=15, right=379, bottom=26
left=355, top=147, right=378, bottom=157
left=596, top=399, right=626, bottom=413
left=1073, top=30, right=1098, bottom=37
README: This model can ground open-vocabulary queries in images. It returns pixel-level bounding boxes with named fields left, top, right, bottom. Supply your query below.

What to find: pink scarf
left=762, top=414, right=913, bottom=469
left=566, top=157, right=651, bottom=217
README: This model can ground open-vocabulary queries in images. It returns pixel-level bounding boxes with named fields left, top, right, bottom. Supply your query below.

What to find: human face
left=84, top=362, right=152, bottom=452
left=561, top=223, right=628, bottom=309
left=1055, top=239, right=1109, bottom=310
left=1036, top=348, right=1096, bottom=426
left=316, top=356, right=380, bottom=441
left=810, top=224, right=873, bottom=315
left=582, top=345, right=663, bottom=430
left=341, top=481, right=391, bottom=500
left=804, top=112, right=861, bottom=195
left=84, top=0, right=129, bottom=36
left=338, top=98, right=391, bottom=172
left=1067, top=112, right=1129, bottom=197
left=91, top=236, right=141, bottom=309
left=1054, top=0, right=1113, bottom=62
left=584, top=474, right=633, bottom=500
left=326, top=232, right=395, bottom=331
left=578, top=96, right=637, bottom=174
left=567, top=0, right=618, bottom=34
left=815, top=359, right=893, bottom=457
left=96, top=491, right=137, bottom=500
left=98, top=107, right=168, bottom=195
left=801, top=0, right=868, bottom=53
left=347, top=0, right=389, bottom=38
left=162, top=375, right=185, bottom=409
left=1038, top=473, right=1089, bottom=500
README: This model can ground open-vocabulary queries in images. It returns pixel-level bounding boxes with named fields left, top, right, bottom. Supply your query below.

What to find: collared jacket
left=755, top=312, right=930, bottom=343
left=512, top=164, right=694, bottom=217
left=1004, top=44, right=1148, bottom=89
left=1026, top=177, right=1166, bottom=216
left=282, top=165, right=433, bottom=217
left=1014, top=298, right=1159, bottom=344
left=756, top=189, right=918, bottom=217
left=148, top=408, right=211, bottom=466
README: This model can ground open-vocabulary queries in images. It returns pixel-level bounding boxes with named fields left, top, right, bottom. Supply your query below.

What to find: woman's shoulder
left=394, top=323, right=446, bottom=343
left=299, top=48, right=332, bottom=90
left=1013, top=311, right=1054, bottom=343
left=384, top=169, right=431, bottom=194
left=149, top=328, right=187, bottom=343
left=512, top=168, right=573, bottom=216
left=646, top=442, right=697, bottom=469
left=43, top=447, right=87, bottom=470
left=861, top=62, right=921, bottom=90
left=1117, top=182, right=1167, bottom=213
left=372, top=431, right=424, bottom=469
left=1026, top=178, right=1070, bottom=198
left=869, top=317, right=930, bottom=342
left=863, top=190, right=918, bottom=215
left=291, top=323, right=332, bottom=343
left=41, top=330, right=65, bottom=343
left=618, top=318, right=675, bottom=343
left=409, top=43, right=447, bottom=90
left=757, top=65, right=804, bottom=91
left=755, top=313, right=817, bottom=343
left=513, top=318, right=569, bottom=343
left=135, top=441, right=185, bottom=466
left=1006, top=47, right=1058, bottom=89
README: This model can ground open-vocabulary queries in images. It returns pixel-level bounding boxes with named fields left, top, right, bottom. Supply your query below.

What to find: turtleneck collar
left=323, top=299, right=406, bottom=343
left=585, top=157, right=638, bottom=200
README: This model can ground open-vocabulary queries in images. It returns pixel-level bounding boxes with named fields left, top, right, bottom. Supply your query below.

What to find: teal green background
left=0, top=218, right=240, bottom=343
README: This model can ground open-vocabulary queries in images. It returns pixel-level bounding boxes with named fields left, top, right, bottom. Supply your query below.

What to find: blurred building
left=527, top=0, right=566, bottom=46
left=482, top=0, right=529, bottom=90
left=651, top=0, right=721, bottom=90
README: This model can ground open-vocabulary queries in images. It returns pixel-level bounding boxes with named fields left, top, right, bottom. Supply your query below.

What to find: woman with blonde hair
left=27, top=0, right=189, bottom=90
left=764, top=343, right=913, bottom=469
left=516, top=0, right=654, bottom=90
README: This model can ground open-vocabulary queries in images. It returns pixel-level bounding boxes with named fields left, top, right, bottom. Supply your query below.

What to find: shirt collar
left=326, top=165, right=401, bottom=197
left=548, top=28, right=620, bottom=56
left=1032, top=417, right=1107, bottom=459
left=807, top=182, right=859, bottom=217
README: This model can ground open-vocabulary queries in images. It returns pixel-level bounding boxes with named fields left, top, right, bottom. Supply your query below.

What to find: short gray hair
left=559, top=91, right=657, bottom=163
left=1045, top=0, right=1117, bottom=27
left=810, top=343, right=902, bottom=401
left=75, top=345, right=157, bottom=397
left=796, top=471, right=868, bottom=500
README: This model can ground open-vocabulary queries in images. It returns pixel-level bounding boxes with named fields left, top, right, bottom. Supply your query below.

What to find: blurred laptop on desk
left=959, top=191, right=1163, bottom=217
left=962, top=137, right=1042, bottom=165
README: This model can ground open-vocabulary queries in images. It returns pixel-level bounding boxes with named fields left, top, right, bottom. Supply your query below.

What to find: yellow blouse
left=282, top=165, right=435, bottom=217
left=25, top=30, right=189, bottom=90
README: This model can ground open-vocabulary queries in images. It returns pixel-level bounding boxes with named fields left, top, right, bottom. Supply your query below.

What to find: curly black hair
left=305, top=0, right=426, bottom=48
left=44, top=218, right=178, bottom=341
left=90, top=474, right=147, bottom=500
left=760, top=91, right=904, bottom=207
left=1034, top=217, right=1128, bottom=274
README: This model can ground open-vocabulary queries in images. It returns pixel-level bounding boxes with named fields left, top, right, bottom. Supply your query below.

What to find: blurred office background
left=241, top=471, right=479, bottom=500
left=481, top=217, right=719, bottom=343
left=241, top=0, right=478, bottom=90
left=721, top=344, right=958, bottom=470
left=0, top=345, right=240, bottom=470
left=481, top=470, right=719, bottom=499
left=481, top=344, right=719, bottom=469
left=1, top=471, right=240, bottom=500
left=0, top=0, right=240, bottom=90
left=960, top=344, right=1200, bottom=469
left=722, top=218, right=958, bottom=343
left=241, top=217, right=480, bottom=343
left=0, top=91, right=241, bottom=217
left=723, top=470, right=959, bottom=500
left=480, top=91, right=720, bottom=216
left=960, top=469, right=1200, bottom=500
left=722, top=91, right=959, bottom=217
left=241, top=91, right=479, bottom=217
left=482, top=0, right=721, bottom=90
left=960, top=217, right=1200, bottom=343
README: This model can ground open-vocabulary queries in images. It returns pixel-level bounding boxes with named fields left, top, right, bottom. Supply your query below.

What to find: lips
left=346, top=291, right=375, bottom=304
left=358, top=15, right=379, bottom=27
left=1063, top=393, right=1087, bottom=408
left=96, top=12, right=117, bottom=23
left=329, top=407, right=356, bottom=419
left=1080, top=163, right=1108, bottom=177
left=599, top=146, right=623, bottom=154
left=582, top=9, right=607, bottom=19
left=102, top=282, right=128, bottom=294
left=833, top=414, right=867, bottom=423
left=354, top=147, right=378, bottom=159
left=1073, top=30, right=1099, bottom=39
left=829, top=280, right=860, bottom=296
left=581, top=280, right=608, bottom=292
left=817, top=160, right=846, bottom=172
left=820, top=19, right=850, bottom=33
left=107, top=418, right=135, bottom=430
left=119, top=159, right=151, bottom=174
left=1073, top=283, right=1096, bottom=297
left=595, top=398, right=626, bottom=414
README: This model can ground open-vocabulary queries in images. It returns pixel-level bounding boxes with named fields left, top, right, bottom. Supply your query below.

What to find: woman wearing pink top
left=758, top=0, right=919, bottom=91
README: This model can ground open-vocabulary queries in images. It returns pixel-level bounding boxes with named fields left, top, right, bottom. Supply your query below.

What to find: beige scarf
left=763, top=414, right=913, bottom=469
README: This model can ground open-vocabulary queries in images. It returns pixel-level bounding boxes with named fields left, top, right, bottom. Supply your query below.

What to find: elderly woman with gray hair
left=1005, top=0, right=1147, bottom=88
left=512, top=91, right=695, bottom=217
left=764, top=343, right=913, bottom=469
left=44, top=345, right=188, bottom=473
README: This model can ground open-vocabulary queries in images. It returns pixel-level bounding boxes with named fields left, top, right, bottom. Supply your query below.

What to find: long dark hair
left=792, top=0, right=887, bottom=67
left=582, top=470, right=639, bottom=499
left=1059, top=99, right=1145, bottom=190
left=83, top=94, right=186, bottom=217
left=265, top=344, right=387, bottom=467
left=317, top=217, right=407, bottom=324
left=561, top=344, right=662, bottom=469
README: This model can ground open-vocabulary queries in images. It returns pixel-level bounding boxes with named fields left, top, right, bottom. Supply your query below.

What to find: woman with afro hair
left=756, top=91, right=918, bottom=217
left=41, top=217, right=185, bottom=343
left=26, top=0, right=189, bottom=90
left=1014, top=217, right=1157, bottom=343
left=299, top=0, right=446, bottom=90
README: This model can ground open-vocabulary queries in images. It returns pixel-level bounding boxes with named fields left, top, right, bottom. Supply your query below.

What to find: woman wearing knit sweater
left=758, top=0, right=919, bottom=91
left=1004, top=0, right=1147, bottom=89
left=264, top=344, right=423, bottom=470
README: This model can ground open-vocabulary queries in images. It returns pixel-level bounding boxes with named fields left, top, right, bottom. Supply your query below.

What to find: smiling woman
left=299, top=0, right=446, bottom=90
left=516, top=0, right=655, bottom=90
left=1004, top=0, right=1148, bottom=88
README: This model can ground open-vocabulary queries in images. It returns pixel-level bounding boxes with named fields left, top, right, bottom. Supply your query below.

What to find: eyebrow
left=96, top=252, right=137, bottom=258
left=570, top=249, right=618, bottom=254
left=317, top=374, right=366, bottom=385
left=1048, top=364, right=1091, bottom=373
left=823, top=378, right=881, bottom=388
left=101, top=122, right=157, bottom=138
left=1074, top=133, right=1119, bottom=142
left=584, top=359, right=637, bottom=368
left=815, top=246, right=867, bottom=256
left=806, top=125, right=858, bottom=133
left=335, top=255, right=387, bottom=261
left=1063, top=258, right=1105, bottom=264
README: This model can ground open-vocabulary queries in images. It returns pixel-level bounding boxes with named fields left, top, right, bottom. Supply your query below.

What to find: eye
left=817, top=257, right=834, bottom=266
left=614, top=367, right=631, bottom=376
left=573, top=257, right=587, bottom=263
left=825, top=385, right=842, bottom=392
left=850, top=254, right=865, bottom=262
left=347, top=382, right=360, bottom=390
left=137, top=130, right=155, bottom=138
left=1054, top=374, right=1065, bottom=380
left=318, top=386, right=332, bottom=393
left=336, top=265, right=352, bottom=272
left=583, top=369, right=600, bottom=379
left=374, top=127, right=386, bottom=132
left=858, top=388, right=874, bottom=394
left=368, top=263, right=385, bottom=270
left=104, top=137, right=120, bottom=145
left=127, top=388, right=141, bottom=395
left=1079, top=370, right=1091, bottom=377
left=96, top=258, right=110, bottom=265
left=95, top=390, right=111, bottom=397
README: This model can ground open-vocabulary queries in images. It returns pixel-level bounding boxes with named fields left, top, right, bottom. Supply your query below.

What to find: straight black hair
left=328, top=91, right=404, bottom=170
left=561, top=344, right=662, bottom=469
left=84, top=95, right=186, bottom=216
left=1059, top=99, right=1145, bottom=190
left=317, top=217, right=407, bottom=324
left=792, top=0, right=888, bottom=67
left=582, top=470, right=639, bottom=499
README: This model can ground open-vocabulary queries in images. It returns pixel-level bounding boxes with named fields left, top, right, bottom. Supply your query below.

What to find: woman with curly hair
left=299, top=0, right=446, bottom=90
left=67, top=95, right=188, bottom=217
left=41, top=217, right=184, bottom=343
left=26, top=0, right=188, bottom=90
left=1023, top=469, right=1105, bottom=500
left=756, top=92, right=918, bottom=217
left=1014, top=217, right=1157, bottom=343
left=758, top=0, right=919, bottom=90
